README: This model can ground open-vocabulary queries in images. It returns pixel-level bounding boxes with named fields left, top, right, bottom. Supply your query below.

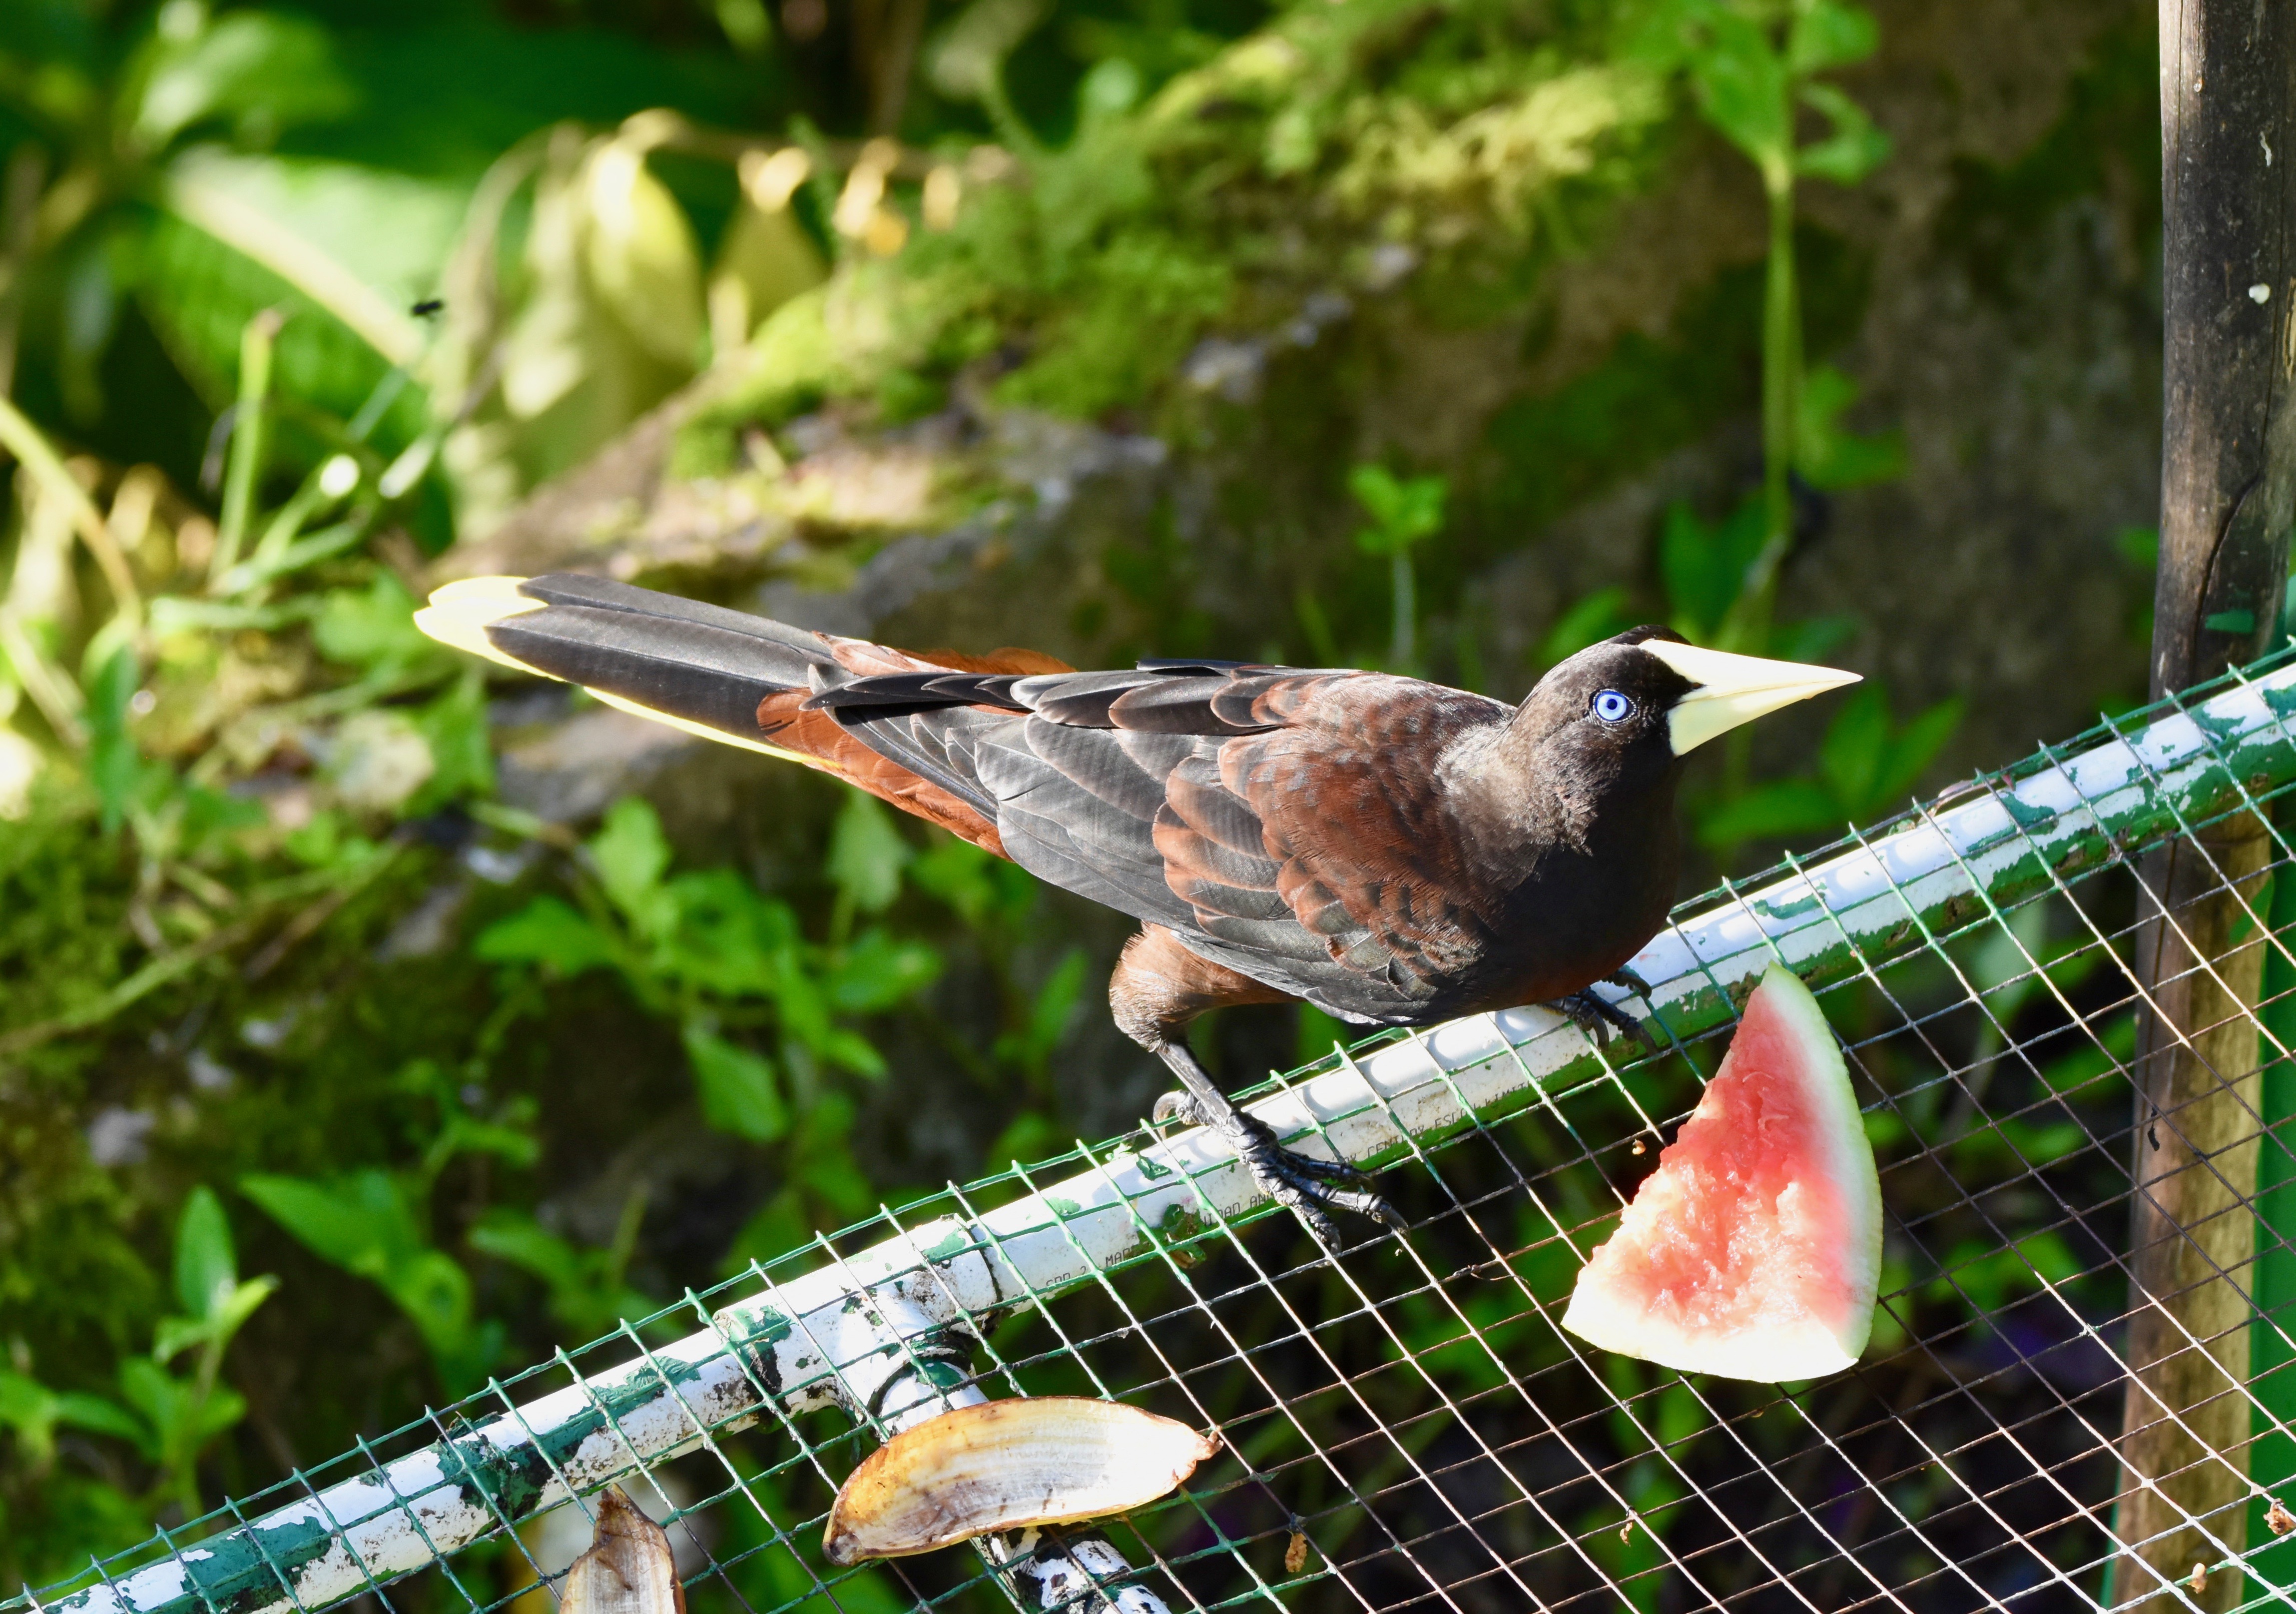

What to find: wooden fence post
left=2118, top=4, right=2296, bottom=1607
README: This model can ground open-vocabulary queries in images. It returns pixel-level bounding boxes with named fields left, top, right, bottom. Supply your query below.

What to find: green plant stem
left=1758, top=171, right=1799, bottom=586
left=210, top=311, right=282, bottom=588
left=1719, top=170, right=1802, bottom=804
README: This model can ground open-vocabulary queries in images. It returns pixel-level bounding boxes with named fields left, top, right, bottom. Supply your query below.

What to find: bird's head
left=1519, top=626, right=1861, bottom=788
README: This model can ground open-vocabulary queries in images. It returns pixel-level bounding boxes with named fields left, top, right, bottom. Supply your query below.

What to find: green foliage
left=0, top=1187, right=273, bottom=1538
left=477, top=794, right=940, bottom=1238
left=0, top=0, right=2163, bottom=1595
left=1628, top=0, right=1888, bottom=196
left=241, top=1167, right=502, bottom=1394
left=468, top=1191, right=653, bottom=1345
left=1695, top=681, right=1962, bottom=853
left=1349, top=464, right=1448, bottom=672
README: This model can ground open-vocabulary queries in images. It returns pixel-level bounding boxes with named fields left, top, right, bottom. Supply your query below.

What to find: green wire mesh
left=17, top=650, right=2296, bottom=1614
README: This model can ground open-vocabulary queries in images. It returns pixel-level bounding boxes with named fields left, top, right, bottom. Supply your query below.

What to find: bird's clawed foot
left=1149, top=1072, right=1403, bottom=1244
left=1542, top=986, right=1652, bottom=1050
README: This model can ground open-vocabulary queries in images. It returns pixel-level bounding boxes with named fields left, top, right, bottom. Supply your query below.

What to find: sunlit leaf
left=133, top=11, right=359, bottom=149
left=589, top=796, right=673, bottom=934
left=173, top=1186, right=237, bottom=1320
left=928, top=0, right=1049, bottom=103
left=711, top=197, right=827, bottom=349
left=1685, top=8, right=1790, bottom=181
left=240, top=1170, right=418, bottom=1280
left=581, top=140, right=705, bottom=370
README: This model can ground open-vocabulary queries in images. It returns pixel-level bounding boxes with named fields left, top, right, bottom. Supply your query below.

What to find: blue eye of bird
left=1592, top=689, right=1634, bottom=724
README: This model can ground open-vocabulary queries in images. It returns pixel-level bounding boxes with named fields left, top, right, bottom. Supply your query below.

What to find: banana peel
left=823, top=1397, right=1219, bottom=1563
left=561, top=1486, right=685, bottom=1614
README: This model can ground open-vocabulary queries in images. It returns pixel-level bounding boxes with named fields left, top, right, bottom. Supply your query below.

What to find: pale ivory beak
left=1642, top=641, right=1862, bottom=757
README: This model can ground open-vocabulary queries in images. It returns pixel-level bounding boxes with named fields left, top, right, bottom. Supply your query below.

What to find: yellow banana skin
left=823, top=1397, right=1220, bottom=1563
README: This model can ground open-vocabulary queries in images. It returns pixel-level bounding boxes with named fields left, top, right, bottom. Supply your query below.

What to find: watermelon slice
left=1562, top=964, right=1882, bottom=1383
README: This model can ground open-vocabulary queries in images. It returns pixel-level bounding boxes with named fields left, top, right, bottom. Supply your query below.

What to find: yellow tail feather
left=416, top=576, right=822, bottom=769
left=413, top=576, right=548, bottom=673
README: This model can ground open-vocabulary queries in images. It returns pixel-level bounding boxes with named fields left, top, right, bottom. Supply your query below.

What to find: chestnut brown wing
left=831, top=664, right=1511, bottom=1022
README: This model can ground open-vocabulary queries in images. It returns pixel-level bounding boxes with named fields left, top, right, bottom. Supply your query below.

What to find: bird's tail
left=414, top=573, right=1065, bottom=850
left=416, top=573, right=842, bottom=764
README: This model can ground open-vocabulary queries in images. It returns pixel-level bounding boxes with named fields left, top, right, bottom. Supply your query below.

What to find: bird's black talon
left=1152, top=1090, right=1205, bottom=1127
left=1607, top=966, right=1653, bottom=999
left=1159, top=1083, right=1369, bottom=1181
left=1543, top=989, right=1651, bottom=1050
left=1151, top=1041, right=1391, bottom=1242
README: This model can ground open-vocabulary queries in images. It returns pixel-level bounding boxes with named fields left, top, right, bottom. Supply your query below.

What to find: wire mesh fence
left=17, top=651, right=2296, bottom=1614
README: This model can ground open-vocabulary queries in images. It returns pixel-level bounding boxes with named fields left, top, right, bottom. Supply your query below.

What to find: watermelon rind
left=1560, top=964, right=1883, bottom=1383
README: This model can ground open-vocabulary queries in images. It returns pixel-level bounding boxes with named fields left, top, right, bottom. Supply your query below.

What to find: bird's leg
left=1541, top=988, right=1651, bottom=1049
left=1147, top=1041, right=1401, bottom=1243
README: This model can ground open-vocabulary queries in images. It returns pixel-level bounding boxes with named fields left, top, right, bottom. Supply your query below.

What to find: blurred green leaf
left=828, top=790, right=911, bottom=916
left=240, top=1170, right=417, bottom=1280
left=993, top=946, right=1086, bottom=1081
left=1795, top=363, right=1904, bottom=489
left=911, top=833, right=1036, bottom=929
left=682, top=1020, right=788, bottom=1142
left=826, top=927, right=941, bottom=1013
left=581, top=141, right=706, bottom=370
left=171, top=1186, right=236, bottom=1321
left=1817, top=683, right=1891, bottom=809
left=660, top=869, right=793, bottom=997
left=1869, top=694, right=1962, bottom=808
left=1685, top=8, right=1790, bottom=182
left=0, top=1373, right=145, bottom=1468
left=1659, top=497, right=1765, bottom=641
left=132, top=10, right=359, bottom=149
left=1538, top=586, right=1638, bottom=670
left=590, top=797, right=674, bottom=936
left=311, top=573, right=434, bottom=673
left=241, top=1170, right=493, bottom=1392
left=1766, top=613, right=1857, bottom=666
left=469, top=1195, right=653, bottom=1341
left=1786, top=0, right=1880, bottom=75
left=83, top=643, right=145, bottom=833
left=1348, top=464, right=1446, bottom=557
left=818, top=1025, right=889, bottom=1079
left=1295, top=1001, right=1350, bottom=1067
left=929, top=0, right=1050, bottom=104
left=1696, top=778, right=1840, bottom=852
left=475, top=896, right=619, bottom=978
left=1794, top=83, right=1892, bottom=185
left=407, top=673, right=493, bottom=812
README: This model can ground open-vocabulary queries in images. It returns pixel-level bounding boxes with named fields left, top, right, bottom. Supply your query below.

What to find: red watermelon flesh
left=1562, top=964, right=1882, bottom=1383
